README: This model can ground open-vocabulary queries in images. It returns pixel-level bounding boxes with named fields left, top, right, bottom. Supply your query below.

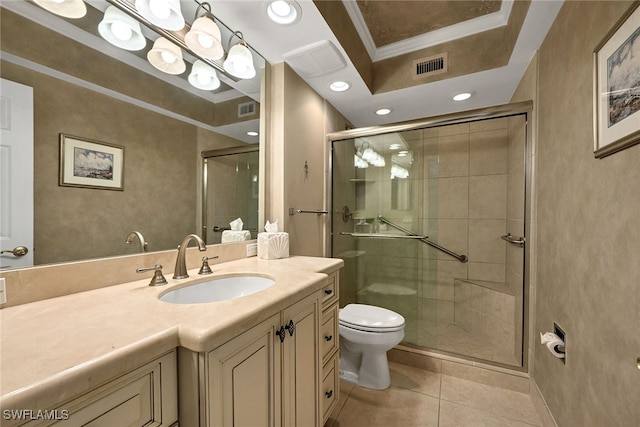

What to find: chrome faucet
left=173, top=234, right=207, bottom=279
left=125, top=231, right=148, bottom=252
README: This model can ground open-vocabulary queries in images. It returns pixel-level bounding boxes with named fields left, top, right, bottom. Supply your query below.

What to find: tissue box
left=221, top=230, right=251, bottom=243
left=257, top=232, right=289, bottom=259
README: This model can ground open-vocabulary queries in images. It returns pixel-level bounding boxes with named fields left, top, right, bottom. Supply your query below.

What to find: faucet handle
left=198, top=256, right=219, bottom=275
left=137, top=264, right=169, bottom=286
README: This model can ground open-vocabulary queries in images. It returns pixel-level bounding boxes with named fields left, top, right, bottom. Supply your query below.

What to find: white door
left=0, top=78, right=34, bottom=269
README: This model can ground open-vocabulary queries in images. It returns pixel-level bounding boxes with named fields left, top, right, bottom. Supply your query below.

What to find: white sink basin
left=159, top=276, right=275, bottom=304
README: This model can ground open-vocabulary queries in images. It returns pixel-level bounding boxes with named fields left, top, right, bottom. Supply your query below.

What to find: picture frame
left=593, top=2, right=640, bottom=158
left=59, top=134, right=124, bottom=190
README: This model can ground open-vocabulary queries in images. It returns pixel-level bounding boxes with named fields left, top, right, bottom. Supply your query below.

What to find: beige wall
left=1, top=61, right=195, bottom=264
left=515, top=1, right=640, bottom=425
left=266, top=62, right=351, bottom=256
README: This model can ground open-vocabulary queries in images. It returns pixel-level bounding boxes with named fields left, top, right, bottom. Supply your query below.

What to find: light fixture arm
left=227, top=30, right=247, bottom=50
left=193, top=1, right=215, bottom=22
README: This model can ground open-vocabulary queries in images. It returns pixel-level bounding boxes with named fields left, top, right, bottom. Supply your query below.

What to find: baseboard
left=529, top=378, right=559, bottom=427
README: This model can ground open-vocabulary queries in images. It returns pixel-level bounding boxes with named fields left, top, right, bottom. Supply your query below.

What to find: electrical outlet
left=246, top=243, right=258, bottom=257
left=0, top=278, right=7, bottom=304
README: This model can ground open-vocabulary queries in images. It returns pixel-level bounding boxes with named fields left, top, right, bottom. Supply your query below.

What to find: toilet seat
left=339, top=304, right=405, bottom=333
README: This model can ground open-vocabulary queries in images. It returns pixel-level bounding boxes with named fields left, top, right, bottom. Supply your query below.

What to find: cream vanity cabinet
left=15, top=351, right=178, bottom=427
left=182, top=272, right=340, bottom=427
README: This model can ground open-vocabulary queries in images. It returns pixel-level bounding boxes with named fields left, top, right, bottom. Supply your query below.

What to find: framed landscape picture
left=593, top=2, right=640, bottom=158
left=59, top=134, right=124, bottom=190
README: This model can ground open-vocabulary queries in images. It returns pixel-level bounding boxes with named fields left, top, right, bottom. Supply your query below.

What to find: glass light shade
left=147, top=37, right=186, bottom=75
left=188, top=60, right=221, bottom=90
left=185, top=15, right=224, bottom=60
left=135, top=0, right=185, bottom=31
left=33, top=0, right=86, bottom=18
left=98, top=6, right=146, bottom=51
left=361, top=147, right=376, bottom=162
left=223, top=43, right=256, bottom=79
left=266, top=0, right=301, bottom=25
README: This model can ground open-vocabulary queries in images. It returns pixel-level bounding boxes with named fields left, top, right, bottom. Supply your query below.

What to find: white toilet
left=338, top=303, right=405, bottom=390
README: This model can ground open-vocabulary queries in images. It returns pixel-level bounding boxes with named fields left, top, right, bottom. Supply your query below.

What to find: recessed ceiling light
left=375, top=108, right=391, bottom=116
left=329, top=81, right=350, bottom=92
left=453, top=92, right=472, bottom=101
left=247, top=131, right=259, bottom=137
left=266, top=0, right=302, bottom=25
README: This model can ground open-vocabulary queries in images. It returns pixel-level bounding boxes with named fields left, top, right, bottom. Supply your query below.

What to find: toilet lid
left=339, top=304, right=405, bottom=332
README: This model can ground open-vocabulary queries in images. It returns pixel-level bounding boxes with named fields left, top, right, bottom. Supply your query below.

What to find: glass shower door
left=331, top=114, right=527, bottom=368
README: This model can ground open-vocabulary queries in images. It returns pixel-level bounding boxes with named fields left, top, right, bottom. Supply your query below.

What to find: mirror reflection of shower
left=202, top=146, right=259, bottom=245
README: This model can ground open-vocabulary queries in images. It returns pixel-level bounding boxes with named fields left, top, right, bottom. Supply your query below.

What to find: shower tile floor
left=325, top=362, right=542, bottom=427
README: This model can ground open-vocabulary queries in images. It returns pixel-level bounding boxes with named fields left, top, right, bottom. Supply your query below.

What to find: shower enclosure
left=330, top=104, right=530, bottom=368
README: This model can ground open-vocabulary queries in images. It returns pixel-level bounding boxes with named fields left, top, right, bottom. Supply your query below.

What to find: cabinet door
left=206, top=313, right=281, bottom=427
left=281, top=292, right=320, bottom=427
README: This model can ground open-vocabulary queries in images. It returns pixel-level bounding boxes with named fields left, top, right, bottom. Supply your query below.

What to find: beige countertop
left=0, top=256, right=343, bottom=411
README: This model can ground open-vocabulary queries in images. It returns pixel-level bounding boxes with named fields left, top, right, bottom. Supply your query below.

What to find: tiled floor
left=325, top=362, right=542, bottom=427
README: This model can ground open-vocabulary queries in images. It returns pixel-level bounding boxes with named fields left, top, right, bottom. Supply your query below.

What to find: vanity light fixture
left=184, top=2, right=224, bottom=60
left=361, top=146, right=376, bottom=162
left=223, top=31, right=256, bottom=79
left=247, top=131, right=259, bottom=137
left=98, top=6, right=146, bottom=51
left=375, top=108, right=392, bottom=116
left=266, top=0, right=302, bottom=25
left=354, top=155, right=369, bottom=169
left=188, top=60, right=220, bottom=90
left=389, top=143, right=401, bottom=150
left=135, top=0, right=185, bottom=31
left=147, top=37, right=186, bottom=75
left=329, top=81, right=350, bottom=92
left=32, top=0, right=86, bottom=18
left=453, top=92, right=472, bottom=101
left=371, top=153, right=386, bottom=167
left=398, top=150, right=409, bottom=157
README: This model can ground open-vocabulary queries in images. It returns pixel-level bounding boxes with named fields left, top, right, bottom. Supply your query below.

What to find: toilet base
left=339, top=350, right=392, bottom=390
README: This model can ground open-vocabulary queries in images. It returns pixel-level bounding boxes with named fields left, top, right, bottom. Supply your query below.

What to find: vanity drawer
left=321, top=353, right=339, bottom=424
left=16, top=351, right=177, bottom=427
left=321, top=273, right=338, bottom=308
left=321, top=304, right=338, bottom=361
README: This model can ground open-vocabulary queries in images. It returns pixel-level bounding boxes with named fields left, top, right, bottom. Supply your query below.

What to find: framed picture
left=593, top=2, right=640, bottom=158
left=59, top=134, right=124, bottom=190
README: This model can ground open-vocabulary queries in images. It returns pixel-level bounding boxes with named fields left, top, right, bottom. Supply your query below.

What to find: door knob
left=1, top=246, right=28, bottom=257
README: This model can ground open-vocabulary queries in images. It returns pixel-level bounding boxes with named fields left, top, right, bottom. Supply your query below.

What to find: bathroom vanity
left=0, top=256, right=342, bottom=427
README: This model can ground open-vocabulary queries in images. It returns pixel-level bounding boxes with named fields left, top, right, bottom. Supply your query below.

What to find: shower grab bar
left=501, top=233, right=526, bottom=247
left=340, top=232, right=429, bottom=239
left=289, top=208, right=329, bottom=215
left=377, top=216, right=468, bottom=263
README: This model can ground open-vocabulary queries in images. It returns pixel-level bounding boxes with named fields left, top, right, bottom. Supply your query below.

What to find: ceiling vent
left=283, top=40, right=346, bottom=78
left=413, top=52, right=448, bottom=79
left=238, top=101, right=257, bottom=118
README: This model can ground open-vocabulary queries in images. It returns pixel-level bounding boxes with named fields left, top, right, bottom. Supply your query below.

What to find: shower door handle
left=501, top=233, right=525, bottom=247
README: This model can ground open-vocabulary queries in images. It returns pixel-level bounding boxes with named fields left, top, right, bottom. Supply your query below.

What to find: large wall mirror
left=0, top=1, right=265, bottom=270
